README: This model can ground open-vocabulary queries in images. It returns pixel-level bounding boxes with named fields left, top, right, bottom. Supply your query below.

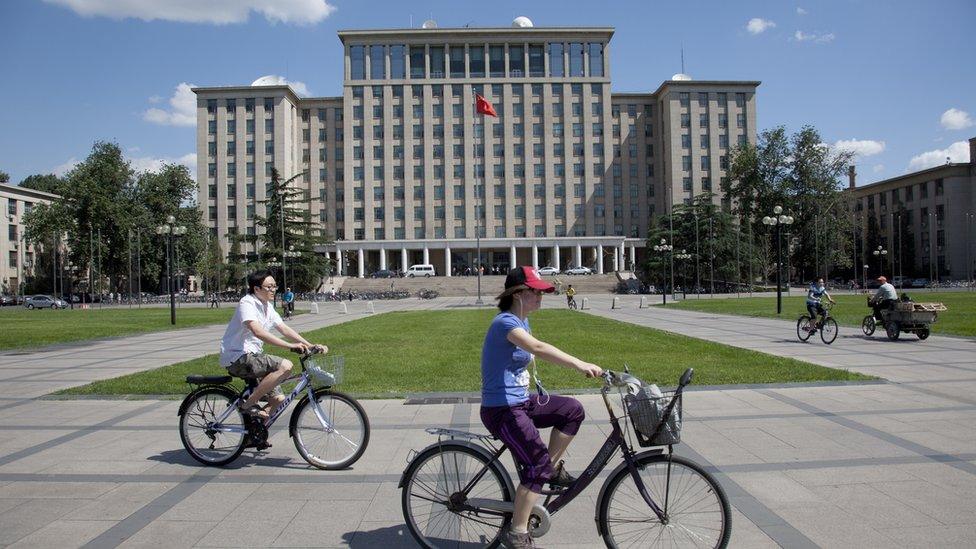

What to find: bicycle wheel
left=599, top=454, right=731, bottom=549
left=401, top=443, right=514, bottom=548
left=861, top=316, right=876, bottom=336
left=819, top=317, right=839, bottom=344
left=292, top=390, right=370, bottom=470
left=179, top=387, right=247, bottom=466
left=796, top=316, right=813, bottom=342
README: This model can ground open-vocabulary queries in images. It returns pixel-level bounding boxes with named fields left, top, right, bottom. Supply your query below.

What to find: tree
left=254, top=168, right=332, bottom=291
left=724, top=126, right=856, bottom=284
left=0, top=171, right=9, bottom=183
left=196, top=235, right=225, bottom=295
left=19, top=174, right=63, bottom=195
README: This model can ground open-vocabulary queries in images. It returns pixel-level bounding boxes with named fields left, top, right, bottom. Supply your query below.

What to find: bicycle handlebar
left=602, top=368, right=695, bottom=391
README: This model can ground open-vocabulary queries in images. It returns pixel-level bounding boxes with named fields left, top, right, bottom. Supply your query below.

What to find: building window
left=569, top=43, right=584, bottom=76
left=350, top=45, right=365, bottom=79
left=588, top=43, right=603, bottom=76
left=449, top=46, right=465, bottom=78
left=469, top=44, right=485, bottom=77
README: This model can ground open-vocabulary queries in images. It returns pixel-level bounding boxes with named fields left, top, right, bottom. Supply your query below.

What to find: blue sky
left=1, top=0, right=973, bottom=186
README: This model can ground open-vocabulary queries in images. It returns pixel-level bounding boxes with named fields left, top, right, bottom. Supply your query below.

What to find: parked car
left=370, top=269, right=397, bottom=278
left=564, top=266, right=593, bottom=275
left=537, top=266, right=560, bottom=276
left=405, top=264, right=436, bottom=277
left=1, top=294, right=17, bottom=306
left=24, top=295, right=67, bottom=309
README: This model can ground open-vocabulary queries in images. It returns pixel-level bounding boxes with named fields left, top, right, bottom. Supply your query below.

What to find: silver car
left=563, top=266, right=593, bottom=275
left=24, top=295, right=67, bottom=309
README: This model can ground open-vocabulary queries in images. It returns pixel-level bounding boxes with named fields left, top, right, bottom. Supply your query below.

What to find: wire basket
left=306, top=355, right=344, bottom=387
left=623, top=389, right=682, bottom=447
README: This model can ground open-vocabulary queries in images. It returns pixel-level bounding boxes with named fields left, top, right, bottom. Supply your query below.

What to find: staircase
left=339, top=274, right=622, bottom=297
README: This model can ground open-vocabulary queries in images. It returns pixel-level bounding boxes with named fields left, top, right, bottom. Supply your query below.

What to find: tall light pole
left=675, top=249, right=692, bottom=298
left=762, top=205, right=794, bottom=314
left=652, top=238, right=672, bottom=305
left=693, top=210, right=700, bottom=298
left=156, top=215, right=187, bottom=325
left=873, top=245, right=888, bottom=278
left=966, top=212, right=974, bottom=290
left=862, top=264, right=869, bottom=293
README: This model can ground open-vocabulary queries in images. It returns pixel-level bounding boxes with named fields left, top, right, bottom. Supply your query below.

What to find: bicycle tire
left=291, top=389, right=370, bottom=470
left=401, top=443, right=514, bottom=548
left=861, top=316, right=876, bottom=336
left=598, top=454, right=731, bottom=548
left=820, top=317, right=839, bottom=344
left=796, top=315, right=813, bottom=342
left=178, top=386, right=247, bottom=466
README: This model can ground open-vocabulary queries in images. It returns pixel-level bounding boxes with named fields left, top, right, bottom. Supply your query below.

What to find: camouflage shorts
left=227, top=353, right=285, bottom=397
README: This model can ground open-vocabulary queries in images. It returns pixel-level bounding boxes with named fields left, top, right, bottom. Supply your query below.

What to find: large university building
left=194, top=21, right=759, bottom=277
left=1, top=183, right=59, bottom=295
left=850, top=137, right=976, bottom=282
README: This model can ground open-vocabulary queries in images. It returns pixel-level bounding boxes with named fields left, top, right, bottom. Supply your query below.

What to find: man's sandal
left=238, top=403, right=269, bottom=420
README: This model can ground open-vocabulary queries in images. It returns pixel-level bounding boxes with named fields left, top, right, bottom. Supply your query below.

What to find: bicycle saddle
left=185, top=375, right=233, bottom=384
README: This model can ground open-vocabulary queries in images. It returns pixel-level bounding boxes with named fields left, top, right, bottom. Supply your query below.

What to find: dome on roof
left=671, top=73, right=692, bottom=81
left=252, top=75, right=283, bottom=87
left=512, top=16, right=534, bottom=28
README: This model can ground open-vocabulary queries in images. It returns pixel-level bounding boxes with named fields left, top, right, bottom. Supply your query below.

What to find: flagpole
left=474, top=94, right=497, bottom=306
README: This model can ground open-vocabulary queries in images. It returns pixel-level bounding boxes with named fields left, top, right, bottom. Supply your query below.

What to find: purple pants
left=480, top=395, right=585, bottom=493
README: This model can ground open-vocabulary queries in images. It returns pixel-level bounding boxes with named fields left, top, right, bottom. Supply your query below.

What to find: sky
left=0, top=0, right=973, bottom=187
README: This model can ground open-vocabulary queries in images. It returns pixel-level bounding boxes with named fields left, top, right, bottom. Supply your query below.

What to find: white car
left=564, top=266, right=593, bottom=275
left=536, top=266, right=560, bottom=276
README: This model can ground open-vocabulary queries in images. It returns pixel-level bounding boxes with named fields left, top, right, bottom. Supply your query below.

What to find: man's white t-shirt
left=875, top=282, right=898, bottom=301
left=219, top=294, right=284, bottom=367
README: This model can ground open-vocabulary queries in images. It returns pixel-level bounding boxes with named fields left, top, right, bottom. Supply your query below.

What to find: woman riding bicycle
left=804, top=277, right=836, bottom=331
left=480, top=266, right=602, bottom=548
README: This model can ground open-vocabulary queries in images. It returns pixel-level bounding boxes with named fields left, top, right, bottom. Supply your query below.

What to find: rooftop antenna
left=681, top=45, right=685, bottom=74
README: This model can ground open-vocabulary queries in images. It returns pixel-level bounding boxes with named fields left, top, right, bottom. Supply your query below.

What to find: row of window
left=678, top=92, right=747, bottom=109
left=680, top=112, right=745, bottom=129
left=349, top=42, right=604, bottom=80
left=861, top=179, right=944, bottom=209
left=206, top=97, right=275, bottom=114
left=349, top=82, right=606, bottom=100
left=207, top=118, right=275, bottom=136
left=351, top=100, right=613, bottom=120
left=5, top=199, right=34, bottom=216
left=682, top=155, right=730, bottom=172
left=681, top=134, right=746, bottom=150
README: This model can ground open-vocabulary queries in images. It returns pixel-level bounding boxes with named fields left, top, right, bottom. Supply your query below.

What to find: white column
left=379, top=248, right=387, bottom=271
left=552, top=245, right=561, bottom=271
left=422, top=245, right=429, bottom=265
left=597, top=245, right=605, bottom=274
left=531, top=244, right=539, bottom=270
left=619, top=243, right=626, bottom=271
left=445, top=247, right=452, bottom=277
left=357, top=248, right=365, bottom=278
left=612, top=247, right=619, bottom=272
left=510, top=244, right=517, bottom=269
left=401, top=248, right=408, bottom=271
left=574, top=244, right=582, bottom=268
left=629, top=245, right=636, bottom=271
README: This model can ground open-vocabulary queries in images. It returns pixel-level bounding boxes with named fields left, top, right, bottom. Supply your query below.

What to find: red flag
left=475, top=94, right=497, bottom=117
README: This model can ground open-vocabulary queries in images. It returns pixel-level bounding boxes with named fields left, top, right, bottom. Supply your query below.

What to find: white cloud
left=143, top=82, right=197, bottom=126
left=797, top=7, right=808, bottom=15
left=833, top=139, right=886, bottom=157
left=52, top=157, right=79, bottom=177
left=908, top=141, right=970, bottom=171
left=129, top=153, right=198, bottom=179
left=147, top=95, right=162, bottom=104
left=872, top=164, right=885, bottom=174
left=794, top=30, right=835, bottom=43
left=251, top=75, right=310, bottom=97
left=43, top=0, right=336, bottom=25
left=746, top=18, right=776, bottom=35
left=940, top=108, right=974, bottom=130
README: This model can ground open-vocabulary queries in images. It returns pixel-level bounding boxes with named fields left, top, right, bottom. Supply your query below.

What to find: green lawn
left=664, top=291, right=976, bottom=337
left=57, top=309, right=872, bottom=397
left=0, top=307, right=240, bottom=351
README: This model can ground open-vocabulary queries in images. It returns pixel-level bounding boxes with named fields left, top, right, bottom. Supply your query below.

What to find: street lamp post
left=282, top=245, right=302, bottom=294
left=862, top=264, right=869, bottom=294
left=873, top=245, right=888, bottom=279
left=156, top=215, right=187, bottom=325
left=652, top=238, right=672, bottom=305
left=762, top=205, right=795, bottom=314
left=675, top=250, right=692, bottom=299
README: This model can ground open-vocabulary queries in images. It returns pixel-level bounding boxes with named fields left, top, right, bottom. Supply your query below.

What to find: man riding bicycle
left=219, top=270, right=327, bottom=423
left=283, top=287, right=295, bottom=319
left=869, top=276, right=898, bottom=321
left=565, top=284, right=577, bottom=308
left=804, top=277, right=836, bottom=331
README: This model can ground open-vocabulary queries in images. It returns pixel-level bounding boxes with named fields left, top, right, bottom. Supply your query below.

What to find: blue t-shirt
left=284, top=291, right=295, bottom=303
left=481, top=312, right=533, bottom=407
left=806, top=284, right=826, bottom=305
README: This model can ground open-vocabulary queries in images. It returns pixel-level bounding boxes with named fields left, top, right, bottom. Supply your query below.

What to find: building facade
left=194, top=24, right=759, bottom=277
left=850, top=137, right=976, bottom=281
left=1, top=183, right=59, bottom=295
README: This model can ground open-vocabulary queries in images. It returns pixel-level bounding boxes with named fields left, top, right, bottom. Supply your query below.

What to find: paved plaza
left=0, top=296, right=974, bottom=547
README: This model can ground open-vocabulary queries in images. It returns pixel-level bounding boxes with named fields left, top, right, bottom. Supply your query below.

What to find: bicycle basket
left=306, top=355, right=344, bottom=387
left=624, top=388, right=682, bottom=446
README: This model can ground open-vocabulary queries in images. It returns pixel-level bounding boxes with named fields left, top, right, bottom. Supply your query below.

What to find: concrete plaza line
left=0, top=296, right=974, bottom=547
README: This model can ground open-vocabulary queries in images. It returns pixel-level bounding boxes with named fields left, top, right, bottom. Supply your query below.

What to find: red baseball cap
left=497, top=266, right=555, bottom=298
left=877, top=276, right=887, bottom=283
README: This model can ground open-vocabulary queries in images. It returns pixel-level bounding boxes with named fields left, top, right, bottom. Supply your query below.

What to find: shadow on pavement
left=342, top=524, right=414, bottom=548
left=147, top=448, right=299, bottom=470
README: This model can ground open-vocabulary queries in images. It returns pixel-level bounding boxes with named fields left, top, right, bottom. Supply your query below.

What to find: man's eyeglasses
left=261, top=285, right=278, bottom=291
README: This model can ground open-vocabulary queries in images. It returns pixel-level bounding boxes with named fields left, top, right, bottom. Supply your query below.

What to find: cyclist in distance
left=219, top=270, right=326, bottom=420
left=804, top=277, right=836, bottom=331
left=283, top=286, right=295, bottom=319
left=481, top=267, right=603, bottom=548
left=565, top=284, right=577, bottom=308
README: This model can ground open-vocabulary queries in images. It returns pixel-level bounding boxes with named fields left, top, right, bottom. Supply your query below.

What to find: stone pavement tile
left=0, top=454, right=66, bottom=474
left=726, top=471, right=825, bottom=507
left=890, top=462, right=976, bottom=500
left=0, top=429, right=77, bottom=454
left=724, top=506, right=780, bottom=549
left=117, top=519, right=219, bottom=548
left=359, top=481, right=402, bottom=523
left=230, top=495, right=305, bottom=523
left=881, top=524, right=976, bottom=549
left=0, top=498, right=27, bottom=514
left=64, top=482, right=178, bottom=521
left=774, top=502, right=896, bottom=548
left=268, top=500, right=371, bottom=547
left=783, top=464, right=921, bottom=487
left=39, top=458, right=161, bottom=475
left=197, top=518, right=292, bottom=547
left=872, top=479, right=976, bottom=525
left=808, top=483, right=942, bottom=529
left=7, top=519, right=115, bottom=548
left=159, top=483, right=261, bottom=522
left=0, top=481, right=119, bottom=499
left=256, top=482, right=381, bottom=502
left=0, top=498, right=91, bottom=545
left=682, top=423, right=765, bottom=466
